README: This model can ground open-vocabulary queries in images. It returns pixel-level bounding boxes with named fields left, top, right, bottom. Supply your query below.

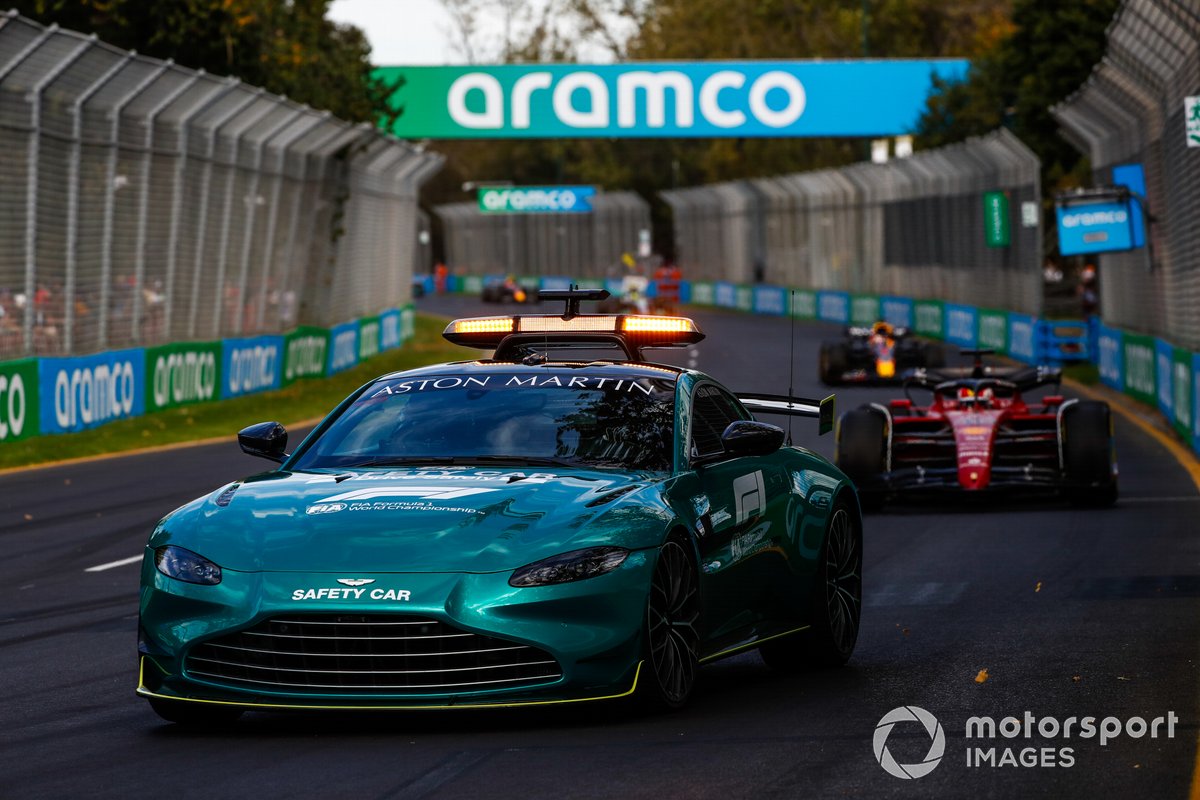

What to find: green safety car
left=137, top=290, right=862, bottom=723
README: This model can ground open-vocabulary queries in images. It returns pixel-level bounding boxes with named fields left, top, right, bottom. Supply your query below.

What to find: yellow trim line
left=137, top=656, right=642, bottom=711
left=1067, top=378, right=1200, bottom=800
left=699, top=625, right=810, bottom=664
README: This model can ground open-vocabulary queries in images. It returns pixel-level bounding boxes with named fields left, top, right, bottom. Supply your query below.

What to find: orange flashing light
left=621, top=316, right=697, bottom=334
left=451, top=318, right=513, bottom=335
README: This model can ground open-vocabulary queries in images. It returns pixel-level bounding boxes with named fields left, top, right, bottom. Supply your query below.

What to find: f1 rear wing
left=738, top=393, right=836, bottom=435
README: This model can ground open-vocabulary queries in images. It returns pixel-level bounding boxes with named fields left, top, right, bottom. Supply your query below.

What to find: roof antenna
left=786, top=289, right=796, bottom=447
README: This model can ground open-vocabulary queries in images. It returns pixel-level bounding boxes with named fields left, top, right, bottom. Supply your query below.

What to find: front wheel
left=639, top=537, right=701, bottom=711
left=760, top=501, right=862, bottom=670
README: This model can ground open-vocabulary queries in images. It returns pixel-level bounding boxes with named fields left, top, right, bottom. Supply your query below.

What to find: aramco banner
left=375, top=60, right=969, bottom=139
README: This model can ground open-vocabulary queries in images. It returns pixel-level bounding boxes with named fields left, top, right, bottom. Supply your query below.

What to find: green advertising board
left=359, top=315, right=381, bottom=361
left=850, top=295, right=880, bottom=326
left=984, top=191, right=1011, bottom=247
left=0, top=358, right=38, bottom=442
left=690, top=282, right=715, bottom=306
left=461, top=275, right=484, bottom=295
left=400, top=306, right=416, bottom=341
left=735, top=286, right=754, bottom=312
left=283, top=326, right=330, bottom=386
left=145, top=342, right=221, bottom=413
left=1122, top=333, right=1156, bottom=405
left=914, top=300, right=944, bottom=338
left=790, top=290, right=817, bottom=320
left=977, top=308, right=1009, bottom=353
left=1172, top=347, right=1192, bottom=439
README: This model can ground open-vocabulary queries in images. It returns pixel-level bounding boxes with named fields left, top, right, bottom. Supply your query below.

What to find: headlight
left=509, top=546, right=629, bottom=587
left=154, top=545, right=222, bottom=585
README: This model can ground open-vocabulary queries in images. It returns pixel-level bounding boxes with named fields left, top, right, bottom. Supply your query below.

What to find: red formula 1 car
left=835, top=350, right=1118, bottom=510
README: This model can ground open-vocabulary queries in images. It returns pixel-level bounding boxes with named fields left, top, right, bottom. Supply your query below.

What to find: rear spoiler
left=738, top=393, right=836, bottom=436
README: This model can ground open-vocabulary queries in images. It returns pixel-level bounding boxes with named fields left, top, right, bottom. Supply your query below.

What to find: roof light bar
left=442, top=313, right=704, bottom=350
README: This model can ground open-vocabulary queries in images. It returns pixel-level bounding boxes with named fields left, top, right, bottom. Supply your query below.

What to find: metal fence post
left=130, top=69, right=199, bottom=345
left=253, top=112, right=324, bottom=330
left=0, top=23, right=58, bottom=354
left=62, top=49, right=130, bottom=355
left=97, top=61, right=169, bottom=350
left=185, top=82, right=255, bottom=339
left=233, top=107, right=305, bottom=335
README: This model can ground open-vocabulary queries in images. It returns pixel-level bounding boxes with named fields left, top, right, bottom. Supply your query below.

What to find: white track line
left=85, top=555, right=142, bottom=573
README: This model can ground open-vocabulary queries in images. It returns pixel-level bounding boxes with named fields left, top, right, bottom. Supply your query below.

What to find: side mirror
left=238, top=421, right=288, bottom=463
left=721, top=420, right=785, bottom=458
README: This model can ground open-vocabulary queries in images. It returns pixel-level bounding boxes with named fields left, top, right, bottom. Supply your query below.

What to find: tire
left=760, top=500, right=862, bottom=670
left=639, top=535, right=701, bottom=712
left=836, top=408, right=887, bottom=511
left=1062, top=400, right=1118, bottom=507
left=481, top=287, right=497, bottom=303
left=148, top=697, right=244, bottom=727
left=922, top=341, right=945, bottom=369
left=818, top=341, right=849, bottom=385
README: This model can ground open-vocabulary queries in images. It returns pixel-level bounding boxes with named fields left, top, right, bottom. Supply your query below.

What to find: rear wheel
left=148, top=697, right=243, bottom=727
left=760, top=501, right=862, bottom=670
left=836, top=408, right=887, bottom=511
left=819, top=341, right=849, bottom=385
left=639, top=536, right=701, bottom=711
left=1062, top=400, right=1118, bottom=507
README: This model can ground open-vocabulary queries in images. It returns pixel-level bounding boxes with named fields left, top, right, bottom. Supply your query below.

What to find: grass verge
left=1062, top=362, right=1100, bottom=386
left=0, top=313, right=459, bottom=471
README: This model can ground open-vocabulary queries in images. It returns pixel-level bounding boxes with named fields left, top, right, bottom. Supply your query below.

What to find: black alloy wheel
left=644, top=538, right=701, bottom=710
left=822, top=506, right=862, bottom=658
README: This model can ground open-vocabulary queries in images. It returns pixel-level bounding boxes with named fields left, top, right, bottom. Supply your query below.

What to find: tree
left=9, top=0, right=391, bottom=125
left=916, top=0, right=1120, bottom=191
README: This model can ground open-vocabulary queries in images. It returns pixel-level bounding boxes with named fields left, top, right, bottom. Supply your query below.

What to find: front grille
left=185, top=615, right=562, bottom=694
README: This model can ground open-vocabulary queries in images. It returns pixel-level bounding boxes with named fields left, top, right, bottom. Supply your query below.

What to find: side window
left=690, top=385, right=744, bottom=460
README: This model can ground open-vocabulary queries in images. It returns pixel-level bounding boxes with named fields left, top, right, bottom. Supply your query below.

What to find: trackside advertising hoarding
left=375, top=60, right=969, bottom=139
left=0, top=358, right=37, bottom=442
left=221, top=336, right=283, bottom=400
left=39, top=349, right=145, bottom=434
left=328, top=321, right=360, bottom=375
left=0, top=307, right=412, bottom=442
left=283, top=326, right=330, bottom=386
left=145, top=342, right=221, bottom=413
left=359, top=315, right=382, bottom=362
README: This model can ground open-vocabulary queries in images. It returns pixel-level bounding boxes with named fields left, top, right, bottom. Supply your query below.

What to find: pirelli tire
left=819, top=341, right=849, bottom=385
left=836, top=407, right=887, bottom=511
left=1062, top=400, right=1118, bottom=507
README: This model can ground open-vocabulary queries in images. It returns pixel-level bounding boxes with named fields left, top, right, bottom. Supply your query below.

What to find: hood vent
left=215, top=483, right=240, bottom=507
left=586, top=484, right=641, bottom=508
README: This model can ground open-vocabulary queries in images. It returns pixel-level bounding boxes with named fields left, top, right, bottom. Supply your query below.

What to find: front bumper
left=137, top=549, right=654, bottom=710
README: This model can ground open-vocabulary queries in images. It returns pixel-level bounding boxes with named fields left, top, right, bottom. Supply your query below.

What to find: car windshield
left=291, top=371, right=677, bottom=472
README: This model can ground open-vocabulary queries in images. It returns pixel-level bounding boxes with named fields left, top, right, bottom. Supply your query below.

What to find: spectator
left=1078, top=264, right=1099, bottom=317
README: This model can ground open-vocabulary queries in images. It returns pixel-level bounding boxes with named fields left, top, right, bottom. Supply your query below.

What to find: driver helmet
left=872, top=321, right=894, bottom=338
left=957, top=386, right=975, bottom=403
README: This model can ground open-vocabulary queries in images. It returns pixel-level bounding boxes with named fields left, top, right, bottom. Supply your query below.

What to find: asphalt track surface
left=3, top=294, right=1198, bottom=799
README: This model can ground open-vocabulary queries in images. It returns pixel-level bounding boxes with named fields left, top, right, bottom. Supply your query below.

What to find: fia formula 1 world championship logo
left=874, top=706, right=946, bottom=779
